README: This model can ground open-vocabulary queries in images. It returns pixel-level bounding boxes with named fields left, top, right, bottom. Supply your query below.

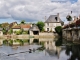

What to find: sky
left=0, top=0, right=79, bottom=24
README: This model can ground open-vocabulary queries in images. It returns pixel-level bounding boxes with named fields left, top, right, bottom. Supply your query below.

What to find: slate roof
left=45, top=15, right=62, bottom=23
left=29, top=24, right=39, bottom=31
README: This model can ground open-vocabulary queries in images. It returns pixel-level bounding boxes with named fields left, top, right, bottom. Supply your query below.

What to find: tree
left=66, top=15, right=72, bottom=21
left=55, top=26, right=62, bottom=36
left=8, top=29, right=13, bottom=34
left=3, top=28, right=7, bottom=34
left=36, top=21, right=45, bottom=32
left=20, top=20, right=25, bottom=24
left=2, top=22, right=9, bottom=28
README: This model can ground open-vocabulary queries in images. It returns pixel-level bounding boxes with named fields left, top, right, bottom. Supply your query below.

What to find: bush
left=8, top=40, right=13, bottom=46
left=55, top=26, right=62, bottom=36
left=14, top=39, right=24, bottom=46
left=3, top=40, right=8, bottom=45
left=36, top=21, right=45, bottom=32
left=22, top=31, right=28, bottom=34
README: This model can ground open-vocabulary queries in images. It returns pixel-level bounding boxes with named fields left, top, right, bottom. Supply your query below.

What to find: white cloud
left=0, top=0, right=79, bottom=23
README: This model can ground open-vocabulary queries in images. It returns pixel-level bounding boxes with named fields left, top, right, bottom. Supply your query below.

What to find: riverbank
left=0, top=32, right=56, bottom=39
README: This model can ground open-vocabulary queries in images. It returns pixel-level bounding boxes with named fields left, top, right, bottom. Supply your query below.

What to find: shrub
left=55, top=26, right=62, bottom=36
left=3, top=40, right=8, bottom=45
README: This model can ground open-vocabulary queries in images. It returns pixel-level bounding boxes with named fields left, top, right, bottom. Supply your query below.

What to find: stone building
left=44, top=13, right=63, bottom=32
left=29, top=24, right=39, bottom=35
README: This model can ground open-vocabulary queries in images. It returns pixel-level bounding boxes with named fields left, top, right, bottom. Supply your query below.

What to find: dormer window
left=55, top=17, right=57, bottom=21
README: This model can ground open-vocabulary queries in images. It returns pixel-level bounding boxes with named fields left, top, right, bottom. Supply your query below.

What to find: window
left=55, top=17, right=57, bottom=21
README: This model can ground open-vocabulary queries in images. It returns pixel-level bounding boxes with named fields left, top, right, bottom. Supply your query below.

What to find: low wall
left=12, top=35, right=30, bottom=39
left=0, top=33, right=55, bottom=39
left=39, top=32, right=54, bottom=35
left=39, top=32, right=54, bottom=38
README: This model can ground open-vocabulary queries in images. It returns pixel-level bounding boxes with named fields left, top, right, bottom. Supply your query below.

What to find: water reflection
left=66, top=45, right=80, bottom=60
left=0, top=38, right=80, bottom=60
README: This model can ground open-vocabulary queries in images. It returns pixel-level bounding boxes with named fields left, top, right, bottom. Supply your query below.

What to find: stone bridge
left=62, top=27, right=80, bottom=42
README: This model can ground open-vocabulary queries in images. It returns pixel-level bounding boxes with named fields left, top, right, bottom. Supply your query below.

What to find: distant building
left=29, top=24, right=39, bottom=35
left=21, top=24, right=31, bottom=31
left=12, top=25, right=21, bottom=34
left=44, top=13, right=63, bottom=32
left=9, top=22, right=18, bottom=29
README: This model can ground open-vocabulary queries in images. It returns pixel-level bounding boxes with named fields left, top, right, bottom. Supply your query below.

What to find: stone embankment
left=0, top=32, right=56, bottom=39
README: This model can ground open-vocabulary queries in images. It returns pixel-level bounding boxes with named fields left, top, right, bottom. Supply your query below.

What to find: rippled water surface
left=0, top=38, right=80, bottom=60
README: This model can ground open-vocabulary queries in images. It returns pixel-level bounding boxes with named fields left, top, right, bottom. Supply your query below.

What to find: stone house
left=12, top=25, right=21, bottom=34
left=29, top=24, right=39, bottom=35
left=9, top=22, right=18, bottom=29
left=44, top=13, right=63, bottom=32
left=21, top=24, right=31, bottom=31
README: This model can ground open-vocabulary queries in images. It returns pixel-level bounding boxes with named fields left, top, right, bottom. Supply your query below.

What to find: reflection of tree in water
left=66, top=45, right=80, bottom=60
left=55, top=37, right=62, bottom=46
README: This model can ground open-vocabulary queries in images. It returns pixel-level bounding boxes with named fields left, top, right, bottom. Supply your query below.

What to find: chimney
left=45, top=16, right=46, bottom=21
left=57, top=13, right=59, bottom=22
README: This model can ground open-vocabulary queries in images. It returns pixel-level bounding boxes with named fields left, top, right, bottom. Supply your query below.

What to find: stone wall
left=39, top=32, right=54, bottom=38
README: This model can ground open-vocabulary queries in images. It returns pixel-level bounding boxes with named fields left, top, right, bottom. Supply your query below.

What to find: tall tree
left=55, top=26, right=62, bottom=36
left=66, top=15, right=72, bottom=21
left=36, top=21, right=45, bottom=32
left=20, top=20, right=25, bottom=24
left=2, top=22, right=9, bottom=28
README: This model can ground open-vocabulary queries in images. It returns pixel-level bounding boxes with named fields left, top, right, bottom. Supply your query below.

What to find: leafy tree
left=2, top=22, right=9, bottom=28
left=2, top=28, right=7, bottom=34
left=0, top=24, right=2, bottom=27
left=55, top=26, right=62, bottom=36
left=8, top=29, right=13, bottom=34
left=20, top=20, right=25, bottom=24
left=66, top=15, right=72, bottom=21
left=14, top=29, right=23, bottom=35
left=36, top=21, right=45, bottom=32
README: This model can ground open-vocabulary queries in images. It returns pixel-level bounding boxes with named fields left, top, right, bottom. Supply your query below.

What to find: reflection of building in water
left=44, top=40, right=61, bottom=58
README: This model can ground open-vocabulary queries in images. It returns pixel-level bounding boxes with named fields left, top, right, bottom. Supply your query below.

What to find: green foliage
left=8, top=39, right=13, bottom=46
left=55, top=37, right=62, bottom=46
left=14, top=29, right=23, bottom=35
left=23, top=39, right=29, bottom=43
left=33, top=39, right=39, bottom=44
left=14, top=39, right=24, bottom=46
left=42, top=28, right=45, bottom=32
left=0, top=24, right=2, bottom=27
left=20, top=20, right=25, bottom=24
left=8, top=29, right=13, bottom=34
left=66, top=15, right=72, bottom=21
left=40, top=42, right=45, bottom=46
left=2, top=23, right=9, bottom=28
left=36, top=21, right=45, bottom=32
left=2, top=28, right=7, bottom=34
left=3, top=40, right=8, bottom=45
left=22, top=31, right=28, bottom=34
left=55, top=26, right=62, bottom=36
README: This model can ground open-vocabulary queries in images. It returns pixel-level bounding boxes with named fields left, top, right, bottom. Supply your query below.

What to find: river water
left=0, top=38, right=80, bottom=60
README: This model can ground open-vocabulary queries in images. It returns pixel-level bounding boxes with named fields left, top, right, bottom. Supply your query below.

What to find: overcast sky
left=0, top=0, right=79, bottom=24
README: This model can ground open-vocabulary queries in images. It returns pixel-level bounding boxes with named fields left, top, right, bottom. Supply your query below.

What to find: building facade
left=44, top=13, right=63, bottom=32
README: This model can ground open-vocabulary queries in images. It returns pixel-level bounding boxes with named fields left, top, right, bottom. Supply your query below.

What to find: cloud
left=0, top=0, right=79, bottom=23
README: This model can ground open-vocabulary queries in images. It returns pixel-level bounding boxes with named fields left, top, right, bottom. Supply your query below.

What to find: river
left=0, top=37, right=80, bottom=60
